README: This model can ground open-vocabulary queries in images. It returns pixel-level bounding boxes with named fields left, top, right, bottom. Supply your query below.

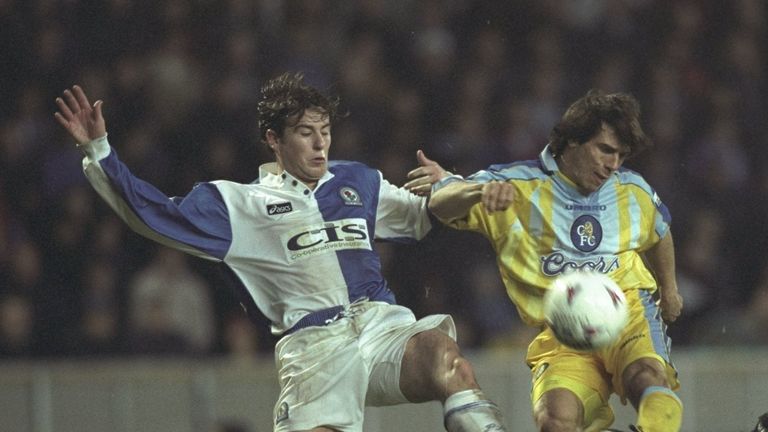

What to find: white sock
left=443, top=389, right=507, bottom=432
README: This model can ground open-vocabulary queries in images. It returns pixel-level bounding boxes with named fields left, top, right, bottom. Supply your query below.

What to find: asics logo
left=267, top=202, right=293, bottom=215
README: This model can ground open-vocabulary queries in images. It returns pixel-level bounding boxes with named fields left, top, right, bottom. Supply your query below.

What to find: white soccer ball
left=543, top=271, right=629, bottom=350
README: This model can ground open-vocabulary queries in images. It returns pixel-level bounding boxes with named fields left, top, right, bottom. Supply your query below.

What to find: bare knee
left=534, top=389, right=583, bottom=432
left=622, top=358, right=669, bottom=407
left=446, top=350, right=477, bottom=386
left=422, top=330, right=479, bottom=396
left=400, top=330, right=478, bottom=402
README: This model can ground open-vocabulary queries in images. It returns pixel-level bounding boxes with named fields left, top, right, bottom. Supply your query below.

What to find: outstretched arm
left=53, top=85, right=231, bottom=261
left=54, top=85, right=106, bottom=145
left=428, top=179, right=514, bottom=224
left=644, top=231, right=683, bottom=323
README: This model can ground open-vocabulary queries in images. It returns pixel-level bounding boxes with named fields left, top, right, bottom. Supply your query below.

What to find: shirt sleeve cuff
left=432, top=173, right=465, bottom=193
left=77, top=134, right=111, bottom=163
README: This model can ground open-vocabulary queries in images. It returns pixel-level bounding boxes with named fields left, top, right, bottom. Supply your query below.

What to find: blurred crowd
left=1, top=0, right=767, bottom=360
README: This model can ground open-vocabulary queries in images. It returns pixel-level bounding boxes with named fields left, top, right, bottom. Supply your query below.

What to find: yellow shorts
left=527, top=289, right=680, bottom=429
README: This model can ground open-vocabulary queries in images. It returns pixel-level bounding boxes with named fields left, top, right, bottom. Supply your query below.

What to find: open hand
left=54, top=85, right=106, bottom=145
left=404, top=150, right=448, bottom=196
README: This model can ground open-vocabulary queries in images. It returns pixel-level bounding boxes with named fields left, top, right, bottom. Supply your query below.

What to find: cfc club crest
left=340, top=186, right=363, bottom=206
left=570, top=215, right=602, bottom=252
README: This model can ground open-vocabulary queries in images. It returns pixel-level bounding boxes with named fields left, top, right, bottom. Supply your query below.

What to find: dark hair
left=548, top=89, right=651, bottom=158
left=257, top=72, right=340, bottom=152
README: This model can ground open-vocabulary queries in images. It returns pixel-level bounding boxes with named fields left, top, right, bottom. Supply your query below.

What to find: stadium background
left=0, top=1, right=766, bottom=431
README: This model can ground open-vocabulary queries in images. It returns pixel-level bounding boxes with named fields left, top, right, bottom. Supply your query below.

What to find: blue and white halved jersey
left=80, top=136, right=433, bottom=334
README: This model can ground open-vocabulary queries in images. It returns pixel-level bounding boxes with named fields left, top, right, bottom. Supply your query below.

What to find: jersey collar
left=538, top=144, right=585, bottom=193
left=538, top=145, right=618, bottom=196
left=539, top=144, right=559, bottom=174
left=257, top=162, right=335, bottom=194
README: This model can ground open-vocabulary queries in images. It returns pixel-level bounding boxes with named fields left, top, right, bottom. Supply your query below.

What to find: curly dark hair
left=548, top=89, right=652, bottom=159
left=257, top=72, right=341, bottom=152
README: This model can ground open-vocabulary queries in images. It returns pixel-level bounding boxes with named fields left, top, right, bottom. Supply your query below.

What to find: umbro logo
left=267, top=202, right=293, bottom=215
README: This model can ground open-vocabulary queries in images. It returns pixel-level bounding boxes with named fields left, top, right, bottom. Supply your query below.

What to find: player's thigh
left=528, top=330, right=612, bottom=427
left=274, top=325, right=367, bottom=432
left=350, top=302, right=456, bottom=406
left=357, top=304, right=456, bottom=406
left=606, top=289, right=680, bottom=399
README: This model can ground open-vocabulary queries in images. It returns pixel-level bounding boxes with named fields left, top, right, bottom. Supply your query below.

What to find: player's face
left=559, top=123, right=629, bottom=194
left=270, top=108, right=331, bottom=189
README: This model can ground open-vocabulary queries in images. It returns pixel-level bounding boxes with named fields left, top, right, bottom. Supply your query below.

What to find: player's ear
left=266, top=129, right=279, bottom=150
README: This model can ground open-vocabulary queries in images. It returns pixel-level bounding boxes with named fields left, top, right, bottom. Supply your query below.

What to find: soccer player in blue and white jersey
left=429, top=90, right=684, bottom=432
left=55, top=74, right=508, bottom=432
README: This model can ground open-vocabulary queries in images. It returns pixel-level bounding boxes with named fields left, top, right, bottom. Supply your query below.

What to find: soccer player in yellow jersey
left=427, top=90, right=684, bottom=432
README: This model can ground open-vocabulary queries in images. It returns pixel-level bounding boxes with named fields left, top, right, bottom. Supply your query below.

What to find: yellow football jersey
left=443, top=145, right=670, bottom=327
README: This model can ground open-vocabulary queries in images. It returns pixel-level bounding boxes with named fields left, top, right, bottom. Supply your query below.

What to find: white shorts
left=272, top=301, right=456, bottom=432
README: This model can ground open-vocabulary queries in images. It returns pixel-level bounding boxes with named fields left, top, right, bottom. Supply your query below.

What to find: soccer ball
left=543, top=271, right=629, bottom=350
